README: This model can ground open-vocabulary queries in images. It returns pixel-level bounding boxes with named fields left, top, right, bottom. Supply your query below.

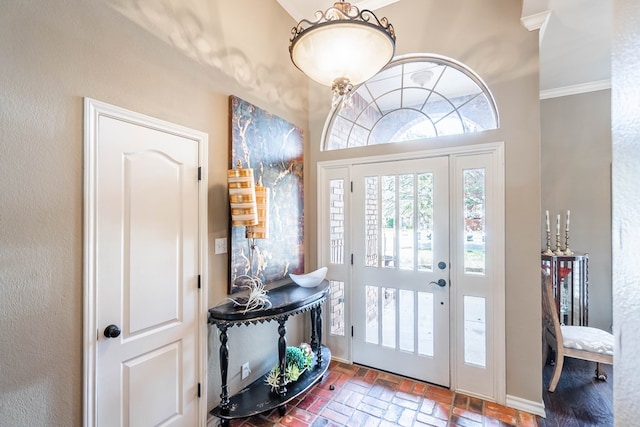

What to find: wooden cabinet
left=208, top=281, right=331, bottom=426
left=541, top=253, right=589, bottom=326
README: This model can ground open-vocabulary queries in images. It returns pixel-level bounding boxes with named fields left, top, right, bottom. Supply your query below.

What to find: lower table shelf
left=210, top=345, right=331, bottom=422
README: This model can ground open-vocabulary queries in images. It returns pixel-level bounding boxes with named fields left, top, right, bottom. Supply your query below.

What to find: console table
left=208, top=280, right=331, bottom=426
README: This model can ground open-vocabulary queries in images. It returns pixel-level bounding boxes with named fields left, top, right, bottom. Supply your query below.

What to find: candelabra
left=542, top=229, right=554, bottom=255
left=564, top=228, right=574, bottom=255
left=553, top=230, right=564, bottom=255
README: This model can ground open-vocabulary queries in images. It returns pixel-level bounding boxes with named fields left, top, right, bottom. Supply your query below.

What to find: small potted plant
left=265, top=343, right=314, bottom=391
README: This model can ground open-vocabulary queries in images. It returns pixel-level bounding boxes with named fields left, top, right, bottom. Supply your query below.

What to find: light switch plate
left=241, top=362, right=251, bottom=380
left=214, top=238, right=227, bottom=254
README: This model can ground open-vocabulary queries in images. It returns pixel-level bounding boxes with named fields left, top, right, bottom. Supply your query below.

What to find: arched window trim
left=321, top=53, right=500, bottom=151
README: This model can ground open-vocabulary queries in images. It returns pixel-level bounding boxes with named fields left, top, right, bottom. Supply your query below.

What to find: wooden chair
left=541, top=271, right=614, bottom=392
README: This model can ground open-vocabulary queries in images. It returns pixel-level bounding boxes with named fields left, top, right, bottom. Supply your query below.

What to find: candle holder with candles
left=553, top=213, right=564, bottom=255
left=542, top=210, right=554, bottom=255
left=563, top=210, right=573, bottom=255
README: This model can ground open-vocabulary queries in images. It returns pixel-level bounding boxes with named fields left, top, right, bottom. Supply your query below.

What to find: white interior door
left=351, top=157, right=450, bottom=386
left=84, top=99, right=207, bottom=426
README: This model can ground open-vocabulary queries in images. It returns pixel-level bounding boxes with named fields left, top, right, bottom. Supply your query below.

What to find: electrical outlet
left=241, top=362, right=251, bottom=380
left=214, top=238, right=227, bottom=254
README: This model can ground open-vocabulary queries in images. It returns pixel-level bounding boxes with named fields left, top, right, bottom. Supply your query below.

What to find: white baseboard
left=331, top=355, right=350, bottom=364
left=506, top=394, right=546, bottom=417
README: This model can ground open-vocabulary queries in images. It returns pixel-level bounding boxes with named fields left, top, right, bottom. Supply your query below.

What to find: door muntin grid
left=362, top=171, right=438, bottom=357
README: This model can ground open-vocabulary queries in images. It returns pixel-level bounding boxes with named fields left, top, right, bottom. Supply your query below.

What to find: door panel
left=123, top=342, right=182, bottom=426
left=352, top=157, right=450, bottom=386
left=318, top=167, right=351, bottom=361
left=124, top=151, right=184, bottom=335
left=452, top=152, right=504, bottom=400
left=90, top=103, right=202, bottom=426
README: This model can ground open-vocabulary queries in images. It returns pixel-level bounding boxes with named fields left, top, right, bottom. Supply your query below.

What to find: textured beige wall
left=612, top=0, right=640, bottom=421
left=0, top=0, right=306, bottom=425
left=306, top=0, right=542, bottom=403
left=541, top=90, right=612, bottom=331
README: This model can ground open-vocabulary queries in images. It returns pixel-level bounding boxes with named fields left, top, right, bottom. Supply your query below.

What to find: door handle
left=104, top=324, right=121, bottom=338
left=430, top=279, right=447, bottom=287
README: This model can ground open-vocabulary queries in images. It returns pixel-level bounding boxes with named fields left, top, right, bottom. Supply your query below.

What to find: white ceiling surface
left=277, top=0, right=612, bottom=96
left=539, top=0, right=611, bottom=94
left=276, top=0, right=401, bottom=23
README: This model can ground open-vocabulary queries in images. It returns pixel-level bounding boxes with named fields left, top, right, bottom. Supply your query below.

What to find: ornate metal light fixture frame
left=289, top=1, right=396, bottom=104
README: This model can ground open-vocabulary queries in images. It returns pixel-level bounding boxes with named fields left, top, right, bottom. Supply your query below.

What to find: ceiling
left=538, top=0, right=611, bottom=96
left=277, top=0, right=612, bottom=98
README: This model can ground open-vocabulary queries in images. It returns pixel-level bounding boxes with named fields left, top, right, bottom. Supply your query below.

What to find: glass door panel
left=352, top=157, right=450, bottom=386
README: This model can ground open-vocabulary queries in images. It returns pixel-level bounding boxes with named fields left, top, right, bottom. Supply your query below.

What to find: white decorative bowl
left=289, top=267, right=328, bottom=288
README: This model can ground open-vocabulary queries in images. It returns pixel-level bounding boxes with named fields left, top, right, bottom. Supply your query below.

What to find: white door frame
left=317, top=141, right=505, bottom=403
left=82, top=98, right=209, bottom=426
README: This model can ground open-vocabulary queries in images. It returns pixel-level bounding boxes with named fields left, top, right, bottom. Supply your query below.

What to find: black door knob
left=104, top=324, right=121, bottom=338
left=430, top=279, right=447, bottom=287
left=438, top=261, right=447, bottom=270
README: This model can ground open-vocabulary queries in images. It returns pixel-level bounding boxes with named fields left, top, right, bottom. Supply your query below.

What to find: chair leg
left=595, top=362, right=608, bottom=381
left=548, top=353, right=564, bottom=392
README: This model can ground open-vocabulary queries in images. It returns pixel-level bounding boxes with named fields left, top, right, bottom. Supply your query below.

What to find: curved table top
left=208, top=280, right=330, bottom=325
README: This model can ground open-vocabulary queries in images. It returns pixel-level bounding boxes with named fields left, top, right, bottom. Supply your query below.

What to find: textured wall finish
left=541, top=90, right=612, bottom=331
left=612, top=0, right=640, bottom=422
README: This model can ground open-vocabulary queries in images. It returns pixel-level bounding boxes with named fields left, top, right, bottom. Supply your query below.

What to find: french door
left=351, top=157, right=450, bottom=386
left=318, top=145, right=505, bottom=402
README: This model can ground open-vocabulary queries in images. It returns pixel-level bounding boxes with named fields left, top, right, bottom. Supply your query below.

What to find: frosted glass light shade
left=290, top=22, right=395, bottom=88
left=289, top=1, right=395, bottom=99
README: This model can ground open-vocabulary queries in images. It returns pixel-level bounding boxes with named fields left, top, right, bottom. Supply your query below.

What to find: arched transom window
left=323, top=55, right=499, bottom=151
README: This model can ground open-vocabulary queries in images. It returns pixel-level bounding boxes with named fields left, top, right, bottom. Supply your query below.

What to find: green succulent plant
left=265, top=343, right=314, bottom=391
left=286, top=347, right=308, bottom=371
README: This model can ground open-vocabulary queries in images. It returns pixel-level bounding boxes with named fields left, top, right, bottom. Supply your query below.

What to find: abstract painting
left=228, top=96, right=304, bottom=293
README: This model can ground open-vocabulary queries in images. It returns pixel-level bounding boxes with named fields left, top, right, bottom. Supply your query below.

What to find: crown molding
left=540, top=79, right=612, bottom=100
left=521, top=10, right=551, bottom=31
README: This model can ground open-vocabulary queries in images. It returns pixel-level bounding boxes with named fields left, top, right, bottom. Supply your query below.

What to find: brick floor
left=218, top=361, right=539, bottom=427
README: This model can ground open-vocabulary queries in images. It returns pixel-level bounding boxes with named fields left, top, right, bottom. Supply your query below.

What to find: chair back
left=541, top=270, right=563, bottom=347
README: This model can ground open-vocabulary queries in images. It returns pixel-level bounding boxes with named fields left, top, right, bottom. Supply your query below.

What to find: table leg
left=316, top=305, right=323, bottom=366
left=277, top=317, right=288, bottom=396
left=310, top=307, right=318, bottom=352
left=218, top=324, right=230, bottom=415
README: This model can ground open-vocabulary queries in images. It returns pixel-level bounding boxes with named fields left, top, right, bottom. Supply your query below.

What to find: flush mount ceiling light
left=289, top=1, right=396, bottom=105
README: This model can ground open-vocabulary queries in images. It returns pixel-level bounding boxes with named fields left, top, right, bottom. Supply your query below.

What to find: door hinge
left=351, top=326, right=354, bottom=337
left=197, top=382, right=201, bottom=398
left=198, top=166, right=202, bottom=181
left=350, top=254, right=354, bottom=265
left=197, top=274, right=201, bottom=289
left=350, top=181, right=353, bottom=192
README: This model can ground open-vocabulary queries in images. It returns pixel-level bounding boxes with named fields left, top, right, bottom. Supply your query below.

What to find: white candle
left=556, top=214, right=561, bottom=236
left=566, top=210, right=570, bottom=232
left=545, top=210, right=550, bottom=232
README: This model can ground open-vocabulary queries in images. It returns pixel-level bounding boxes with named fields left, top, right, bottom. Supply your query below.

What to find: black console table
left=208, top=280, right=331, bottom=426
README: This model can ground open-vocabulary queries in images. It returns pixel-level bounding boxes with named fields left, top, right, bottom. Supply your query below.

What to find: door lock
left=437, top=261, right=447, bottom=270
